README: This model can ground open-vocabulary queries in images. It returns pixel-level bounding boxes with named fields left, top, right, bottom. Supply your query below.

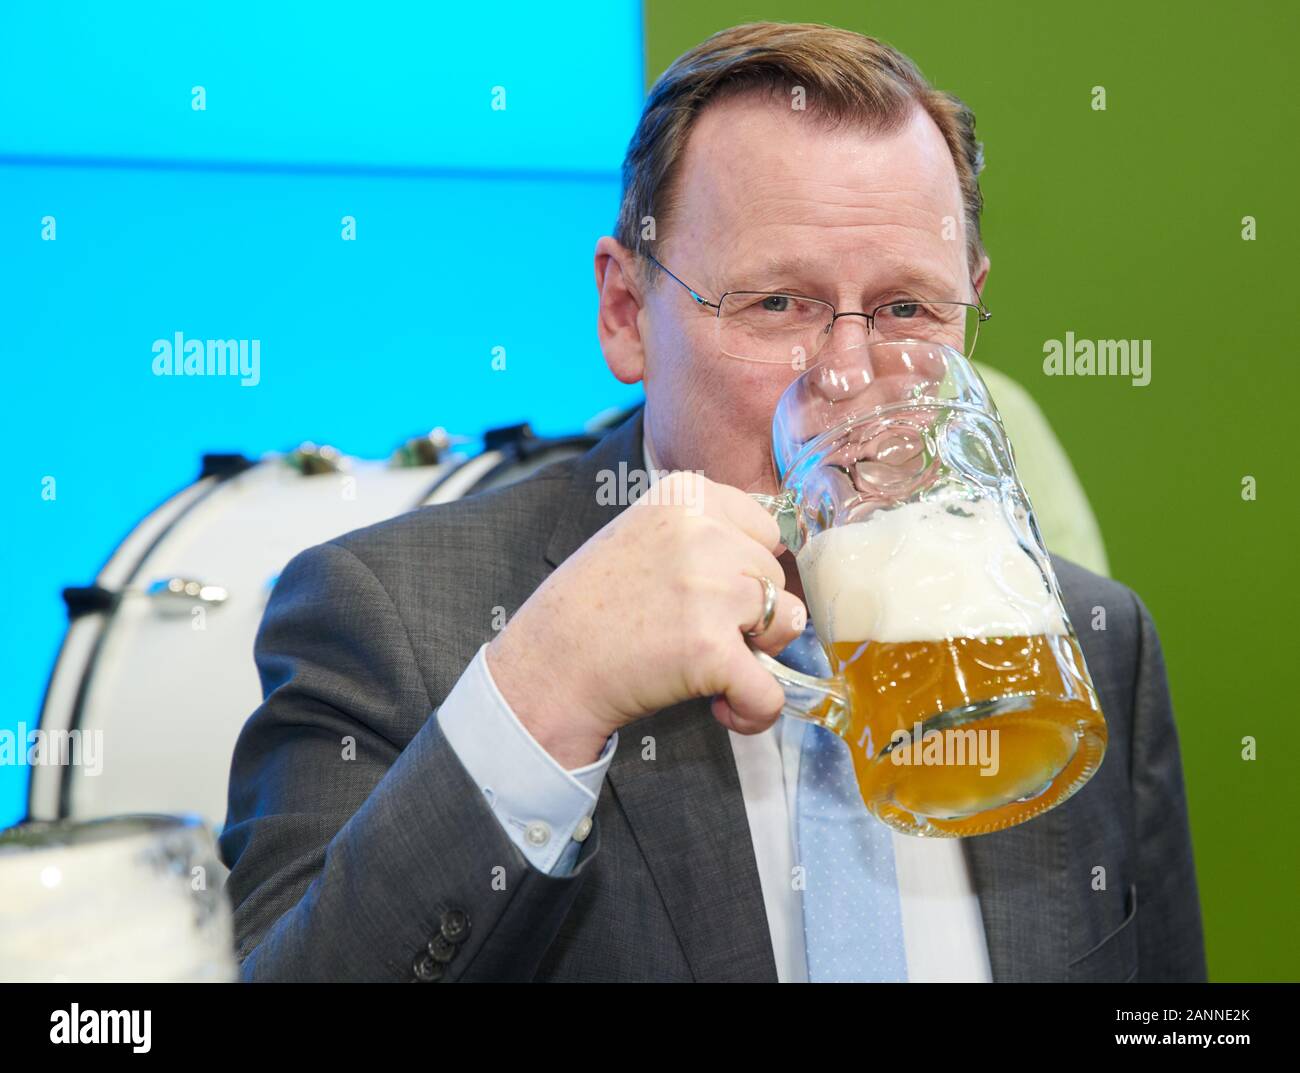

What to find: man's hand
left=486, top=471, right=807, bottom=767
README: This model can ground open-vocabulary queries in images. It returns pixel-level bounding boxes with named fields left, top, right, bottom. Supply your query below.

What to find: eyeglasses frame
left=642, top=252, right=991, bottom=359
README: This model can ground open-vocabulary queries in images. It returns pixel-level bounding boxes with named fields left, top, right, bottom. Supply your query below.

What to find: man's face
left=595, top=90, right=989, bottom=496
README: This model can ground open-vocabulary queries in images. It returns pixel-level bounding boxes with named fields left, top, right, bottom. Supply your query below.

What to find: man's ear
left=594, top=236, right=648, bottom=385
left=973, top=252, right=991, bottom=298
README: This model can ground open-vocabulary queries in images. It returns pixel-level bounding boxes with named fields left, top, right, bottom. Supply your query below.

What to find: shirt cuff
left=437, top=641, right=617, bottom=874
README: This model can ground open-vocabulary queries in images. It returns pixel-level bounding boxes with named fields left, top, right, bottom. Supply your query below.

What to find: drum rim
left=0, top=812, right=209, bottom=854
left=30, top=468, right=247, bottom=823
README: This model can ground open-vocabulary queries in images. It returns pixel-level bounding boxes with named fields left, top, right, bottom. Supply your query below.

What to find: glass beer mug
left=750, top=339, right=1106, bottom=837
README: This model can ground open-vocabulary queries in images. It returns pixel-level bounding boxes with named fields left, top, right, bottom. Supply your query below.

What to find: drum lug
left=62, top=584, right=118, bottom=619
left=390, top=428, right=453, bottom=468
left=198, top=453, right=256, bottom=481
left=145, top=577, right=229, bottom=612
left=285, top=442, right=344, bottom=475
left=483, top=421, right=533, bottom=451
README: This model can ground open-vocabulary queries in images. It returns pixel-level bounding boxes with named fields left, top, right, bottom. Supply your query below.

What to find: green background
left=645, top=0, right=1298, bottom=982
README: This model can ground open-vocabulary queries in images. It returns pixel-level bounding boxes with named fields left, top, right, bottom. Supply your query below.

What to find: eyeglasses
left=644, top=253, right=991, bottom=364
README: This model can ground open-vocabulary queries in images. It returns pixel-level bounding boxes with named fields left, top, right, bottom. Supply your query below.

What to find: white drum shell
left=31, top=436, right=594, bottom=863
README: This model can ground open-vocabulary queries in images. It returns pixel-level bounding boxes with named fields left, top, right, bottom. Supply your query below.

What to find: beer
left=796, top=494, right=1106, bottom=837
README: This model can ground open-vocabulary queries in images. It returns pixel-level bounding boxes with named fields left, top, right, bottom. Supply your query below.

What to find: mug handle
left=747, top=492, right=852, bottom=735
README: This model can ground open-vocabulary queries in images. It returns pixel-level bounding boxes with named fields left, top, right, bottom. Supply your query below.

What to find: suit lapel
left=543, top=406, right=779, bottom=982
left=961, top=799, right=1069, bottom=981
left=960, top=557, right=1127, bottom=982
left=959, top=557, right=1141, bottom=983
left=604, top=701, right=779, bottom=982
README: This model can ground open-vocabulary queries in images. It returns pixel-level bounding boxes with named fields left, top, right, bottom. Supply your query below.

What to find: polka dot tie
left=781, top=625, right=909, bottom=983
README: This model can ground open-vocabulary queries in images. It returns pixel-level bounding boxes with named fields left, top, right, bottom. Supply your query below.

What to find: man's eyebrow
left=868, top=265, right=960, bottom=298
left=734, top=256, right=959, bottom=298
left=738, top=254, right=823, bottom=288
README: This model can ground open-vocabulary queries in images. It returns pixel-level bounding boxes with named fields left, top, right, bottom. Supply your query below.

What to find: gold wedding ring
left=742, top=572, right=778, bottom=638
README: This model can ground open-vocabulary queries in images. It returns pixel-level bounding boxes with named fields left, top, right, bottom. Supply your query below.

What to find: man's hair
left=615, top=21, right=986, bottom=286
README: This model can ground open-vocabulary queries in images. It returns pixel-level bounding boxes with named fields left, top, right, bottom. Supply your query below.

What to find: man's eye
left=760, top=294, right=793, bottom=313
left=885, top=302, right=922, bottom=318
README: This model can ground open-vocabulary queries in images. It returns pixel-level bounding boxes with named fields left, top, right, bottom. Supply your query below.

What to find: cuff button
left=440, top=907, right=471, bottom=944
left=412, top=952, right=443, bottom=982
left=428, top=933, right=457, bottom=963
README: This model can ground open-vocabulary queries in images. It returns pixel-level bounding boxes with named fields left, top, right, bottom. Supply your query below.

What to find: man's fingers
left=736, top=587, right=807, bottom=656
left=717, top=647, right=788, bottom=733
left=710, top=481, right=785, bottom=555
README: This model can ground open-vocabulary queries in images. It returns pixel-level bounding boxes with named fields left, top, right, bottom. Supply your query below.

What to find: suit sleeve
left=436, top=642, right=616, bottom=876
left=219, top=539, right=602, bottom=982
left=1129, top=590, right=1208, bottom=981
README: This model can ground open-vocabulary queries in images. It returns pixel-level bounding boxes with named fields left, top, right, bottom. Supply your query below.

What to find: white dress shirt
left=437, top=435, right=993, bottom=982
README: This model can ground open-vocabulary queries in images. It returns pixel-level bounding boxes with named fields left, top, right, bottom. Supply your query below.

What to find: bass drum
left=30, top=408, right=638, bottom=841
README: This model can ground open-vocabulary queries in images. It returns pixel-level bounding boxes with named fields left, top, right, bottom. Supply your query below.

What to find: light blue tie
left=781, top=624, right=910, bottom=983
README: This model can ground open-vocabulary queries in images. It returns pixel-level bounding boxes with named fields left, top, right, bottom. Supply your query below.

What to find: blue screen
left=0, top=1, right=646, bottom=825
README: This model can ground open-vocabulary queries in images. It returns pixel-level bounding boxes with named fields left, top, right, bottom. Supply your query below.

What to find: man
left=220, top=21, right=1206, bottom=982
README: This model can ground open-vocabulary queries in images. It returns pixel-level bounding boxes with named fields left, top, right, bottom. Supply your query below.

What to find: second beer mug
left=750, top=339, right=1106, bottom=838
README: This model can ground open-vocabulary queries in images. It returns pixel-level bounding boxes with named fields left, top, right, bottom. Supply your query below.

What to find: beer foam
left=0, top=824, right=236, bottom=982
left=794, top=493, right=1066, bottom=643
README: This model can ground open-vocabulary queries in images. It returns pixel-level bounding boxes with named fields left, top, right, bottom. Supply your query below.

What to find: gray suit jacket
left=219, top=406, right=1207, bottom=982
